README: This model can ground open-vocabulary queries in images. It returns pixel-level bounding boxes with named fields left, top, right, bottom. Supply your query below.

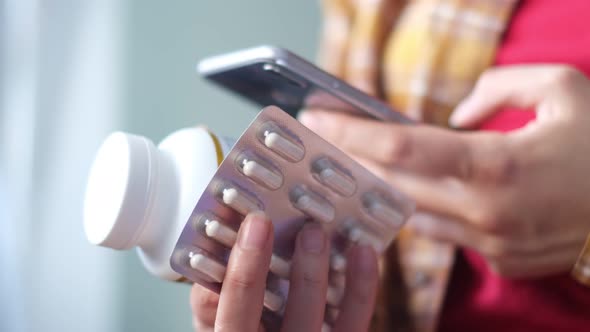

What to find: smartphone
left=197, top=45, right=413, bottom=124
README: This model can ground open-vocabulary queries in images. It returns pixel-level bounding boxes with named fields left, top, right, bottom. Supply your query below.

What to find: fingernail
left=300, top=224, right=326, bottom=253
left=356, top=245, right=376, bottom=273
left=298, top=112, right=321, bottom=132
left=239, top=211, right=270, bottom=250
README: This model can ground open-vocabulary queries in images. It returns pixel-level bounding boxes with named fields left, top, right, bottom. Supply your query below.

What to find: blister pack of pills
left=170, top=106, right=414, bottom=331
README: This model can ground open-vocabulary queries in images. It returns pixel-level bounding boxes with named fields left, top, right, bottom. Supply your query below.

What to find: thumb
left=449, top=65, right=581, bottom=128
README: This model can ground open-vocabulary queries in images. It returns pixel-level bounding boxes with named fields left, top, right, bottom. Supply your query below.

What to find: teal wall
left=119, top=1, right=320, bottom=331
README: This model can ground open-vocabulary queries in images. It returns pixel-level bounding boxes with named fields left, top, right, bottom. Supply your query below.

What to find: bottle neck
left=132, top=148, right=179, bottom=250
left=136, top=127, right=233, bottom=280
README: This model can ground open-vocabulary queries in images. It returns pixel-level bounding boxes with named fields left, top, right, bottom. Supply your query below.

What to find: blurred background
left=0, top=1, right=319, bottom=331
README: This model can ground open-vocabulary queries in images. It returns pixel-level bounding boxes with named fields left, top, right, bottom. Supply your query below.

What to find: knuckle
left=195, top=290, right=219, bottom=310
left=224, top=268, right=258, bottom=291
left=548, top=65, right=583, bottom=88
left=486, top=154, right=518, bottom=184
left=473, top=139, right=519, bottom=185
left=300, top=269, right=325, bottom=289
left=471, top=208, right=504, bottom=235
left=383, top=131, right=413, bottom=164
left=193, top=316, right=215, bottom=332
left=456, top=145, right=475, bottom=181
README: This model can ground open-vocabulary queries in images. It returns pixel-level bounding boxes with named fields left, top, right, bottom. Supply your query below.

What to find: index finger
left=299, top=110, right=478, bottom=180
left=215, top=212, right=274, bottom=332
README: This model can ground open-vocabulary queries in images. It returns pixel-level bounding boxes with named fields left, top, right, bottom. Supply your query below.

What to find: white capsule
left=318, top=167, right=356, bottom=196
left=322, top=322, right=333, bottom=332
left=330, top=253, right=347, bottom=272
left=270, top=254, right=291, bottom=279
left=189, top=253, right=226, bottom=283
left=222, top=187, right=261, bottom=215
left=365, top=195, right=404, bottom=228
left=349, top=227, right=385, bottom=252
left=242, top=159, right=283, bottom=190
left=264, top=290, right=284, bottom=312
left=326, top=285, right=344, bottom=307
left=294, top=194, right=335, bottom=223
left=204, top=219, right=290, bottom=278
left=205, top=219, right=237, bottom=248
left=263, top=130, right=305, bottom=162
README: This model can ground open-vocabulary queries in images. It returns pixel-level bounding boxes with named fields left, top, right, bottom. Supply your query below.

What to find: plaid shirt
left=320, top=0, right=590, bottom=330
left=319, top=1, right=518, bottom=331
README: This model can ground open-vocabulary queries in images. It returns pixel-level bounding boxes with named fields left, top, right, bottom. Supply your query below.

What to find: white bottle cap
left=83, top=132, right=158, bottom=250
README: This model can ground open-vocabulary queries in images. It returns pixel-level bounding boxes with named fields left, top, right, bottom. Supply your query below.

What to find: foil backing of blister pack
left=170, top=105, right=415, bottom=331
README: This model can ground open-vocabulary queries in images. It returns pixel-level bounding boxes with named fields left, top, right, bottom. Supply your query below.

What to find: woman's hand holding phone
left=300, top=66, right=590, bottom=279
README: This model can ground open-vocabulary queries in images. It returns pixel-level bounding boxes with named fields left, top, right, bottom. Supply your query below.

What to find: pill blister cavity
left=204, top=218, right=237, bottom=248
left=312, top=158, right=356, bottom=197
left=290, top=186, right=335, bottom=223
left=221, top=185, right=262, bottom=216
left=259, top=122, right=305, bottom=162
left=362, top=192, right=404, bottom=229
left=264, top=290, right=285, bottom=312
left=200, top=214, right=292, bottom=279
left=348, top=226, right=385, bottom=252
left=270, top=254, right=291, bottom=279
left=189, top=252, right=226, bottom=283
left=326, top=285, right=344, bottom=306
left=330, top=253, right=347, bottom=272
left=237, top=153, right=283, bottom=190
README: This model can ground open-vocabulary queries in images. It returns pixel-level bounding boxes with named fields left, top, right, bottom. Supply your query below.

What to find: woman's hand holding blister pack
left=300, top=66, right=590, bottom=279
left=190, top=212, right=379, bottom=332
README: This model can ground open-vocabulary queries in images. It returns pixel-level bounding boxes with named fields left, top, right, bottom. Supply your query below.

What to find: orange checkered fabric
left=318, top=1, right=518, bottom=331
left=319, top=0, right=517, bottom=125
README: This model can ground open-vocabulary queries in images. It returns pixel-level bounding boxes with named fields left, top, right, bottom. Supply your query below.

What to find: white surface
left=85, top=127, right=224, bottom=281
left=0, top=1, right=124, bottom=331
left=84, top=132, right=155, bottom=249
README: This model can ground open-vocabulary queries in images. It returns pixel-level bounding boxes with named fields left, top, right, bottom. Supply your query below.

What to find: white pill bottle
left=83, top=127, right=233, bottom=281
